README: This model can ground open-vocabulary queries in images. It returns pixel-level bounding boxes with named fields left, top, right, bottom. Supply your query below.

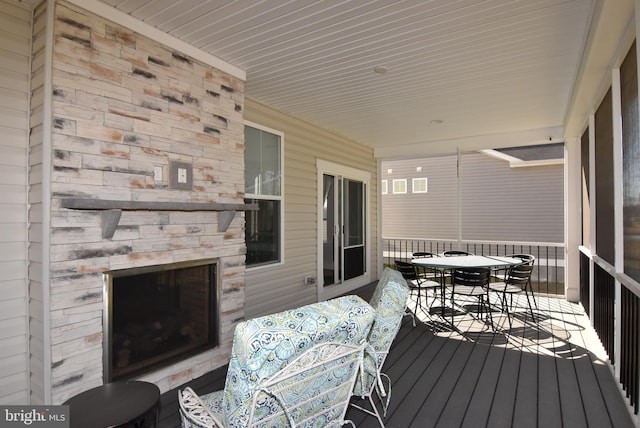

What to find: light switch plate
left=177, top=167, right=187, bottom=183
left=169, top=161, right=192, bottom=190
left=153, top=166, right=163, bottom=181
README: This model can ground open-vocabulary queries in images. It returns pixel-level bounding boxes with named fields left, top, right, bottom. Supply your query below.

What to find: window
left=244, top=123, right=283, bottom=267
left=392, top=179, right=407, bottom=194
left=412, top=177, right=428, bottom=193
left=381, top=180, right=387, bottom=194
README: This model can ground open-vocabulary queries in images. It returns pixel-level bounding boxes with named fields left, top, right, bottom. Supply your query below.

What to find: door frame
left=316, top=159, right=371, bottom=300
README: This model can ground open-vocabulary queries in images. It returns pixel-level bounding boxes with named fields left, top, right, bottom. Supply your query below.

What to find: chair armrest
left=178, top=387, right=225, bottom=428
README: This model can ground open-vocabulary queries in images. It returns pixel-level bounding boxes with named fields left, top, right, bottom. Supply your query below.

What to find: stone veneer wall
left=46, top=1, right=246, bottom=403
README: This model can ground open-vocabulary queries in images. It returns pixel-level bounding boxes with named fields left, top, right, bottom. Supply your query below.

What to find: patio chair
left=491, top=253, right=535, bottom=278
left=489, top=256, right=536, bottom=327
left=447, top=267, right=492, bottom=326
left=442, top=250, right=472, bottom=257
left=490, top=254, right=536, bottom=293
left=412, top=252, right=435, bottom=258
left=351, top=267, right=410, bottom=428
left=411, top=252, right=440, bottom=281
left=178, top=295, right=375, bottom=428
left=395, top=260, right=441, bottom=320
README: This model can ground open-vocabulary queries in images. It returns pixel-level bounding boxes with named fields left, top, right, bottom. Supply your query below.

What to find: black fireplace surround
left=104, top=259, right=219, bottom=381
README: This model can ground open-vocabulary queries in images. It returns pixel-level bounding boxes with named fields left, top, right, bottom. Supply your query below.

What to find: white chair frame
left=179, top=341, right=367, bottom=428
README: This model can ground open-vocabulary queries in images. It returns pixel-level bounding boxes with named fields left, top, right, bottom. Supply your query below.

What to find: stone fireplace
left=42, top=1, right=248, bottom=403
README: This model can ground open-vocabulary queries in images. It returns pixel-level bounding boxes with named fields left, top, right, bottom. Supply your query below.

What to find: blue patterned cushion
left=201, top=294, right=375, bottom=428
left=353, top=267, right=410, bottom=397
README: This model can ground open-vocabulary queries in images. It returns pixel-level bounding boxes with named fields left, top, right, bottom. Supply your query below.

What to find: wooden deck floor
left=159, top=290, right=635, bottom=428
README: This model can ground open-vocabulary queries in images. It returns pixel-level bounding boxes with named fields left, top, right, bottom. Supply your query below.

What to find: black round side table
left=63, top=380, right=160, bottom=428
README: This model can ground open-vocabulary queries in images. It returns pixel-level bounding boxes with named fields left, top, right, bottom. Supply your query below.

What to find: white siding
left=0, top=0, right=30, bottom=405
left=29, top=1, right=47, bottom=405
left=244, top=98, right=378, bottom=318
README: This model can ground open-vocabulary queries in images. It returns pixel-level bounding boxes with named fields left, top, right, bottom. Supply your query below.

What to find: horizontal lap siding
left=382, top=152, right=563, bottom=243
left=0, top=0, right=31, bottom=405
left=28, top=1, right=47, bottom=405
left=382, top=155, right=458, bottom=240
left=244, top=98, right=377, bottom=318
left=460, top=152, right=563, bottom=242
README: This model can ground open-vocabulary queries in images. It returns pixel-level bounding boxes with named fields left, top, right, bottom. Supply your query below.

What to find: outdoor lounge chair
left=351, top=267, right=410, bottom=428
left=178, top=295, right=375, bottom=428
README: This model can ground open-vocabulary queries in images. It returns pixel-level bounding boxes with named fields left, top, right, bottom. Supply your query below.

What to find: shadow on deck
left=159, top=285, right=634, bottom=427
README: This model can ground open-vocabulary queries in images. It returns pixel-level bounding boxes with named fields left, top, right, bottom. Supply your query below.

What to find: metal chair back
left=451, top=267, right=490, bottom=288
left=443, top=250, right=472, bottom=257
left=394, top=260, right=420, bottom=282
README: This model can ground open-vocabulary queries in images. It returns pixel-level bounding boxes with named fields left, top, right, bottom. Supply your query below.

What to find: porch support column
left=565, top=137, right=581, bottom=302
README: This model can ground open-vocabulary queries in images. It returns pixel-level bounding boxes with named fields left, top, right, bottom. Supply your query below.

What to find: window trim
left=381, top=180, right=388, bottom=195
left=392, top=179, right=407, bottom=194
left=244, top=120, right=285, bottom=270
left=412, top=177, right=428, bottom=193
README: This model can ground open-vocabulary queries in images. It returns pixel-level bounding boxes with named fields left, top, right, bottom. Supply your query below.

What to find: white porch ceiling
left=41, top=0, right=599, bottom=153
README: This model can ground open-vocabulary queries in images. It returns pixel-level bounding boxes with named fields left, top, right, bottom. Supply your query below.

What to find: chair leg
left=350, top=394, right=386, bottom=428
left=425, top=287, right=440, bottom=318
left=524, top=286, right=537, bottom=321
left=505, top=292, right=513, bottom=329
left=451, top=293, right=455, bottom=326
left=404, top=308, right=416, bottom=327
left=440, top=281, right=446, bottom=317
left=414, top=288, right=421, bottom=314
left=483, top=291, right=494, bottom=329
left=501, top=293, right=508, bottom=312
left=526, top=279, right=538, bottom=308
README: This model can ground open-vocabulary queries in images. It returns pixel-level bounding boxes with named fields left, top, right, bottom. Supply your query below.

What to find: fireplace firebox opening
left=104, top=259, right=219, bottom=382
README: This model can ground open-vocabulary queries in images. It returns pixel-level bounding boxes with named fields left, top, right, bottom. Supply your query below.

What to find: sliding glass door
left=318, top=161, right=369, bottom=299
left=343, top=178, right=366, bottom=280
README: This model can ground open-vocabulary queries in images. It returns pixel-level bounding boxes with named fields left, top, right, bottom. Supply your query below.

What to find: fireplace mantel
left=60, top=198, right=259, bottom=238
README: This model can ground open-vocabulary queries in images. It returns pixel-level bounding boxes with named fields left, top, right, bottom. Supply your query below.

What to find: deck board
left=537, top=353, right=561, bottom=427
left=433, top=341, right=489, bottom=427
left=158, top=290, right=635, bottom=428
left=556, top=357, right=587, bottom=428
left=387, top=336, right=458, bottom=426
left=512, top=350, right=538, bottom=428
left=574, top=356, right=613, bottom=428
left=412, top=339, right=473, bottom=427
left=481, top=346, right=517, bottom=428
left=461, top=345, right=506, bottom=428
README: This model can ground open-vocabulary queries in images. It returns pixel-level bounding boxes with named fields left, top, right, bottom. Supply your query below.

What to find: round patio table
left=63, top=380, right=160, bottom=428
left=412, top=254, right=524, bottom=270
